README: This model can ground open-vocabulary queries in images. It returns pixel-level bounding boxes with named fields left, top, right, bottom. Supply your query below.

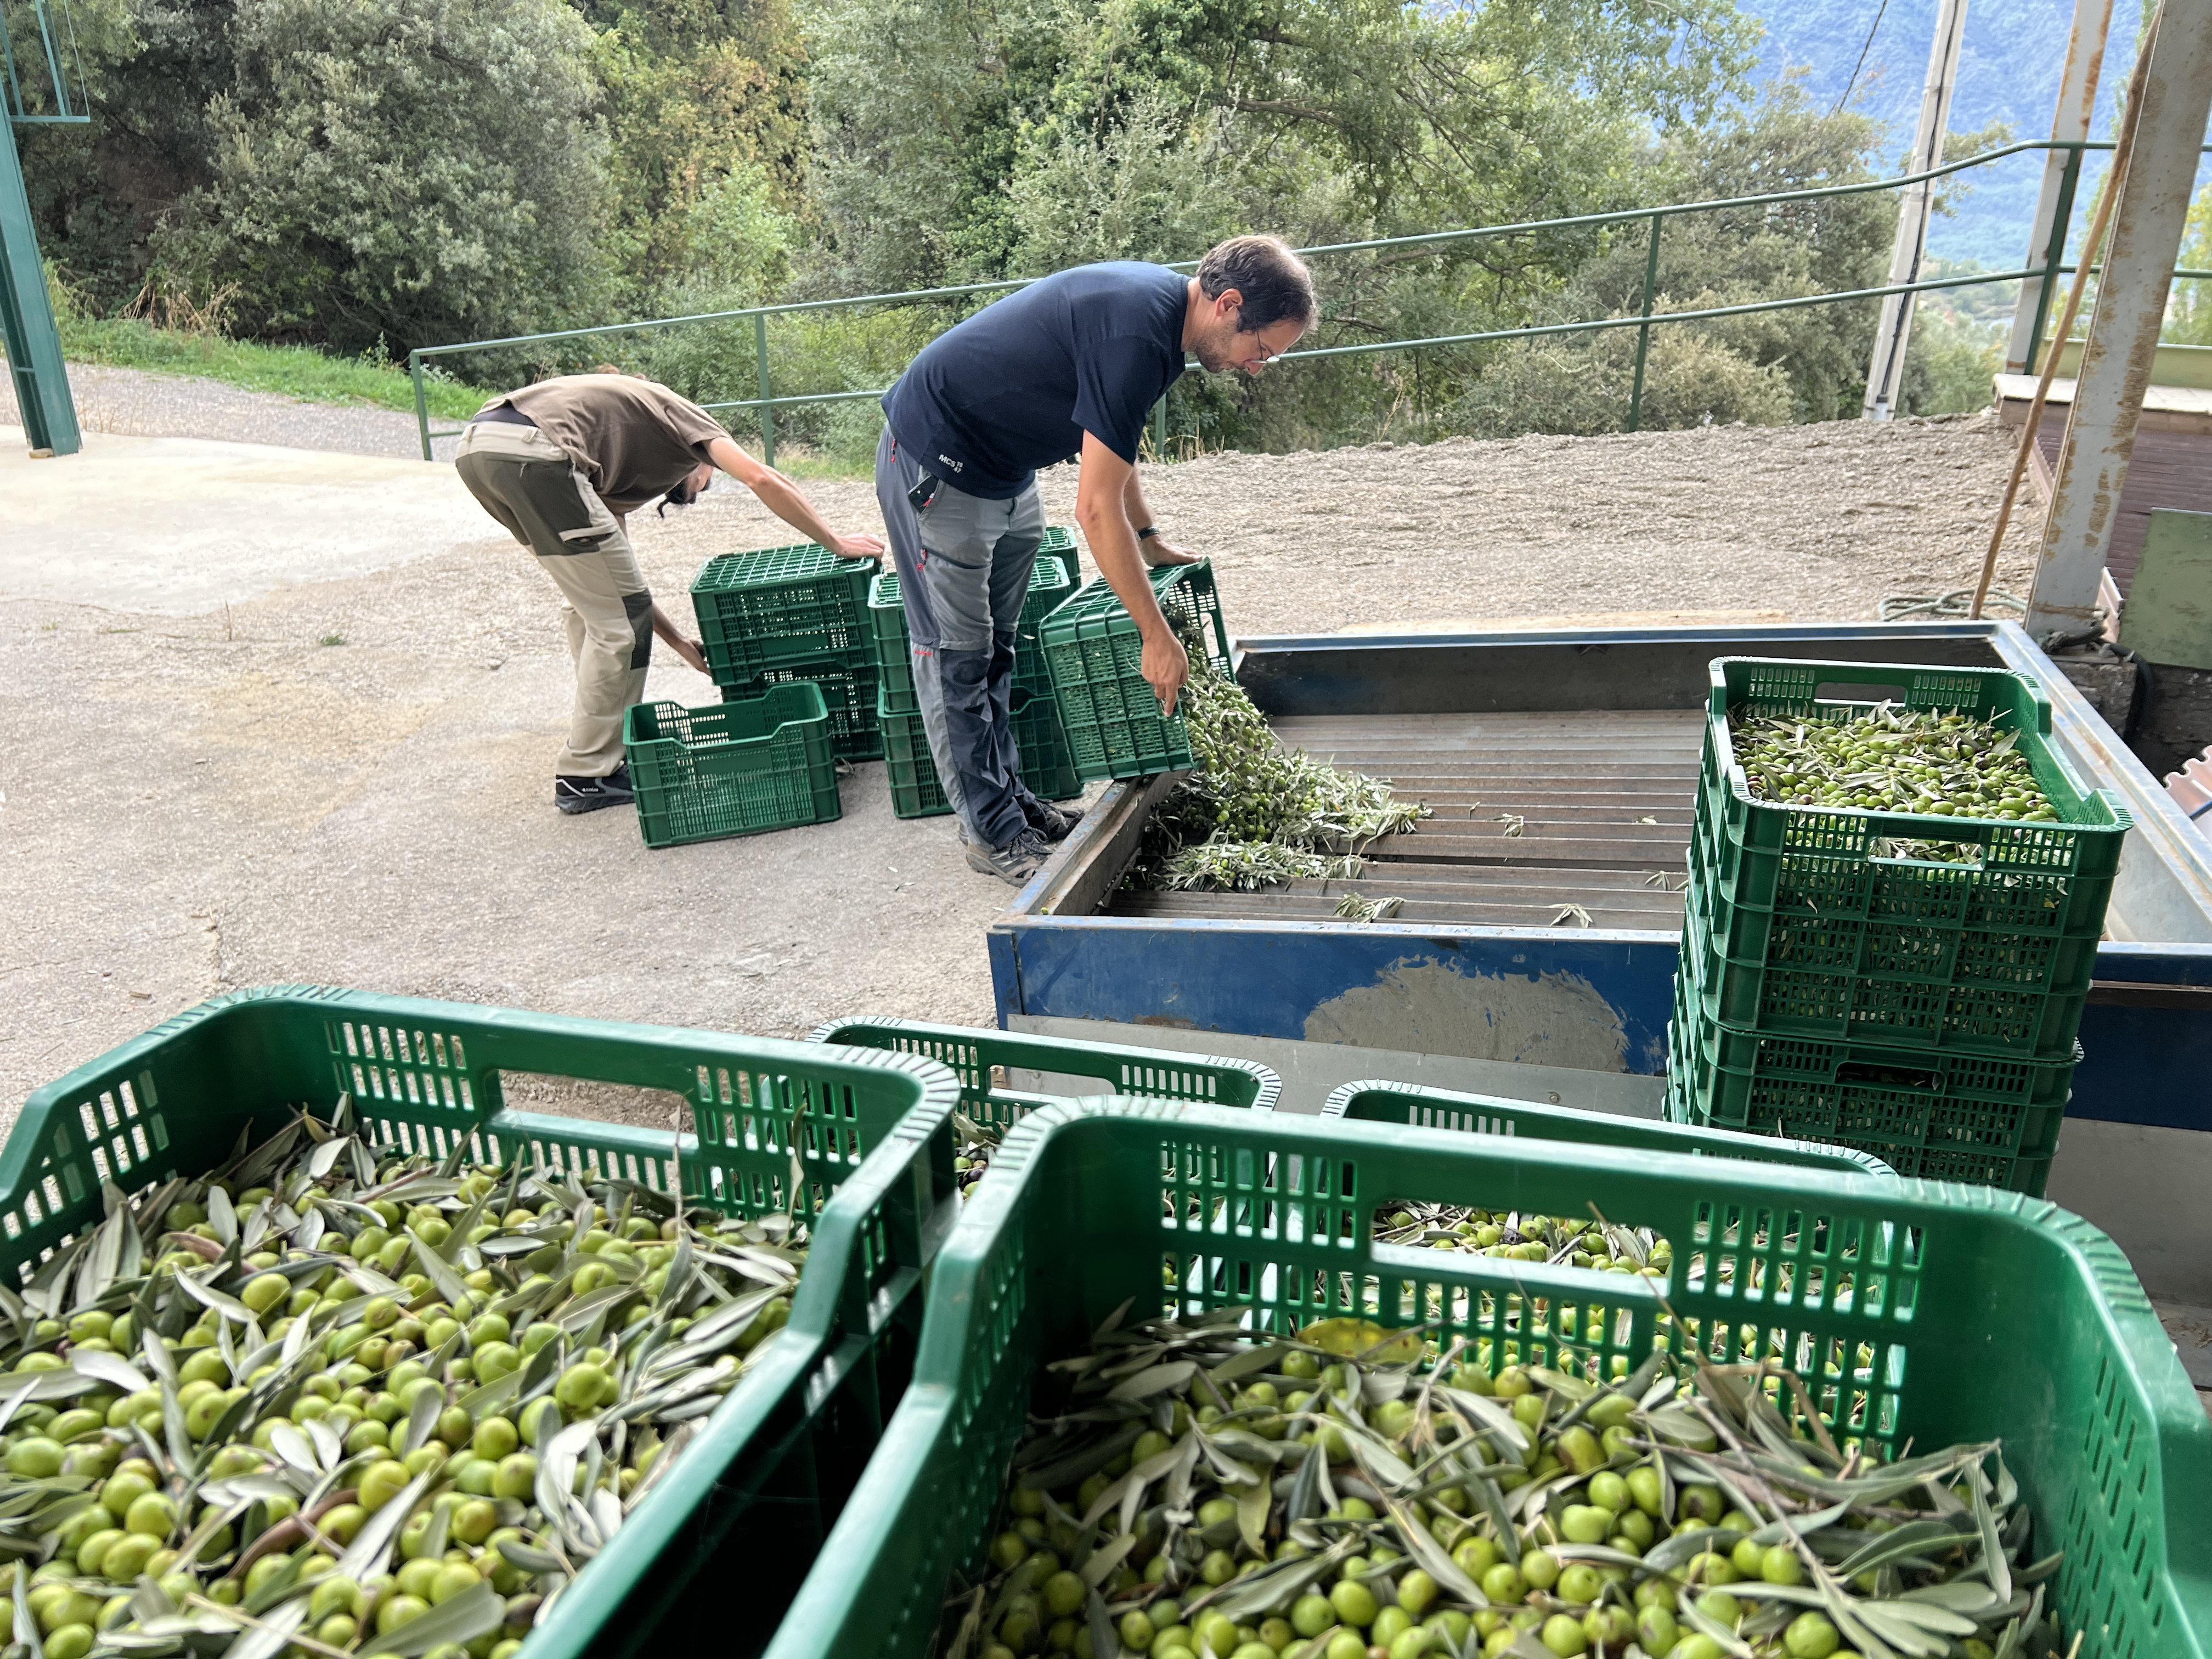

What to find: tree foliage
left=10, top=0, right=1993, bottom=452
left=804, top=0, right=1763, bottom=293
left=579, top=0, right=809, bottom=309
left=153, top=0, right=610, bottom=355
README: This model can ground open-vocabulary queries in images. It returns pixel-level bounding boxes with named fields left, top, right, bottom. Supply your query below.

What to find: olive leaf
left=361, top=1580, right=503, bottom=1656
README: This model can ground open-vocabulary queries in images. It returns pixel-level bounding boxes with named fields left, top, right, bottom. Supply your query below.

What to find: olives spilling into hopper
left=1133, top=669, right=1427, bottom=894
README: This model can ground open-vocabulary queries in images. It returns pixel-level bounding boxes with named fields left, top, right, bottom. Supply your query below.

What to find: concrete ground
left=1, top=383, right=2046, bottom=1130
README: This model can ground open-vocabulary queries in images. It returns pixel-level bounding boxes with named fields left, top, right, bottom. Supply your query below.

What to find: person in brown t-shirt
left=455, top=374, right=883, bottom=814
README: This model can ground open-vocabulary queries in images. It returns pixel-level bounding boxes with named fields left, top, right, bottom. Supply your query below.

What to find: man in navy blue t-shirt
left=877, top=234, right=1317, bottom=883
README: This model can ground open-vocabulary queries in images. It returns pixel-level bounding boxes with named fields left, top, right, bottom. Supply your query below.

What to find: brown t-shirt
left=488, top=375, right=728, bottom=514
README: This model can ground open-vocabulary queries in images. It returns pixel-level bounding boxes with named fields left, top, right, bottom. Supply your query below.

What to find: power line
left=1833, top=0, right=1893, bottom=115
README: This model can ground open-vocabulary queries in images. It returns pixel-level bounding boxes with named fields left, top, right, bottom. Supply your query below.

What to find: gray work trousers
left=874, top=426, right=1047, bottom=850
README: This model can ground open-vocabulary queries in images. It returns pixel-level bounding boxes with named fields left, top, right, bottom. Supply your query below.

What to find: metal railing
left=410, top=137, right=2212, bottom=464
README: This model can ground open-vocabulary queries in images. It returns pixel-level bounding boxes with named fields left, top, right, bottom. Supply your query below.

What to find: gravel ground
left=636, top=410, right=2044, bottom=633
left=3, top=368, right=2044, bottom=1126
left=35, top=363, right=2041, bottom=626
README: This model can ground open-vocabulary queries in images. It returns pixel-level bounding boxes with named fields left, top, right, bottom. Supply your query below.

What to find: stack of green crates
left=692, top=544, right=884, bottom=761
left=868, top=555, right=1083, bottom=812
left=1038, top=560, right=1233, bottom=781
left=878, top=686, right=1081, bottom=820
left=1668, top=658, right=2131, bottom=1193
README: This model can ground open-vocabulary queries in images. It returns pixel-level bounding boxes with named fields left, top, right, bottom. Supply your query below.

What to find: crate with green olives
left=946, top=1309, right=2067, bottom=1659
left=0, top=1098, right=806, bottom=1659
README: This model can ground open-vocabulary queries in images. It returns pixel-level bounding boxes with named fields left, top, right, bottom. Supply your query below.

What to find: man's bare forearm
left=1121, top=467, right=1156, bottom=535
left=744, top=468, right=848, bottom=552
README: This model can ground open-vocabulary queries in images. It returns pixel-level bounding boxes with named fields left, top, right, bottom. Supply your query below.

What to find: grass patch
left=54, top=315, right=498, bottom=423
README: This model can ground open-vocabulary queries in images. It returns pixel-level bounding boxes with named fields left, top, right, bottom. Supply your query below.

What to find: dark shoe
left=1022, top=797, right=1082, bottom=843
left=964, top=826, right=1055, bottom=885
left=554, top=763, right=635, bottom=815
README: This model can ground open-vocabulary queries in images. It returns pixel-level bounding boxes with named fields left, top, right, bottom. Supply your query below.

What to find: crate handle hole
left=1814, top=682, right=1909, bottom=706
left=1832, top=1061, right=1940, bottom=1091
left=496, top=1072, right=693, bottom=1137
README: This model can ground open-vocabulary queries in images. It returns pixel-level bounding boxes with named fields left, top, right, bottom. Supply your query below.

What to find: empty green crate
left=1039, top=561, right=1234, bottom=781
left=1669, top=945, right=2069, bottom=1194
left=1324, top=1079, right=1895, bottom=1175
left=625, top=683, right=842, bottom=848
left=691, top=544, right=878, bottom=684
left=871, top=563, right=1073, bottom=709
left=807, top=1018, right=1278, bottom=1133
left=1691, top=658, right=2128, bottom=1060
left=877, top=687, right=1083, bottom=816
left=878, top=689, right=951, bottom=819
left=1009, top=686, right=1081, bottom=800
left=725, top=656, right=883, bottom=762
left=1037, top=524, right=1080, bottom=589
left=17, top=988, right=963, bottom=1659
left=866, top=573, right=918, bottom=714
left=762, top=1099, right=2212, bottom=1659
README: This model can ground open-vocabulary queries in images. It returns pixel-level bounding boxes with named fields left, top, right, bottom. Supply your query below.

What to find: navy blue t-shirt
left=883, top=262, right=1187, bottom=499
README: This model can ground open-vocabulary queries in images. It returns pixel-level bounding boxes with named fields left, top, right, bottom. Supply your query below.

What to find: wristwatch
left=1136, top=525, right=1160, bottom=541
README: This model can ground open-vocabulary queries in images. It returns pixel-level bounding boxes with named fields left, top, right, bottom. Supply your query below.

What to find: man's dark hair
left=1195, top=235, right=1317, bottom=334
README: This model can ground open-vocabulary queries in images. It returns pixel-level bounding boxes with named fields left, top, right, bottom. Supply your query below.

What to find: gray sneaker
left=965, top=826, right=1055, bottom=885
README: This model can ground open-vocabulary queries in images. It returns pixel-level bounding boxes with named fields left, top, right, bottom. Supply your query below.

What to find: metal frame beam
left=0, top=109, right=79, bottom=456
left=2027, top=5, right=2212, bottom=637
left=2006, top=0, right=2115, bottom=375
left=1863, top=0, right=1970, bottom=419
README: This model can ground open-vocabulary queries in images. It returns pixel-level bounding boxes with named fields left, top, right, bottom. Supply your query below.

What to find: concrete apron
left=1009, top=1013, right=2212, bottom=1398
left=0, top=424, right=486, bottom=613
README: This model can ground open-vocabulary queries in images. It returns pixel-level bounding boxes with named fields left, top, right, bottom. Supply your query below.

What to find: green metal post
left=411, top=352, right=432, bottom=461
left=0, top=110, right=78, bottom=455
left=2023, top=144, right=2085, bottom=377
left=1626, top=213, right=1663, bottom=433
left=754, top=311, right=775, bottom=469
left=1151, top=397, right=1167, bottom=460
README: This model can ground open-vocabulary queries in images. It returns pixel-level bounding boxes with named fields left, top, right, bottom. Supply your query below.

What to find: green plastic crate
left=1039, top=561, right=1233, bottom=781
left=764, top=1099, right=2212, bottom=1659
left=1037, top=524, right=1080, bottom=590
left=16, top=987, right=964, bottom=1659
left=1009, top=686, right=1081, bottom=801
left=808, top=1018, right=1279, bottom=1133
left=871, top=563, right=1073, bottom=710
left=1323, top=1079, right=1895, bottom=1175
left=724, top=656, right=883, bottom=762
left=867, top=572, right=918, bottom=715
left=624, top=683, right=842, bottom=849
left=1669, top=944, right=2067, bottom=1193
left=877, top=687, right=1085, bottom=816
left=691, top=544, right=878, bottom=685
left=1690, top=658, right=2128, bottom=1060
left=878, top=689, right=951, bottom=819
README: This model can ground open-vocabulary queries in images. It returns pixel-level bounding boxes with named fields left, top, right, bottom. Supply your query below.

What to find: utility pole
left=2005, top=0, right=2115, bottom=375
left=1862, top=0, right=1971, bottom=420
left=2025, top=5, right=2212, bottom=639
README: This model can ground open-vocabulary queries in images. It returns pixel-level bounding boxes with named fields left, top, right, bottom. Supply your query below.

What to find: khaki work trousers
left=456, top=422, right=653, bottom=777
